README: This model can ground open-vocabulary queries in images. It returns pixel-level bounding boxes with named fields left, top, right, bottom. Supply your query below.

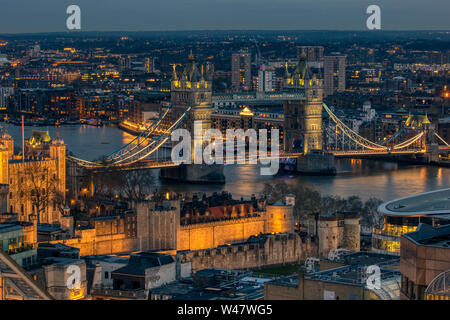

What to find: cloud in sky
left=0, top=0, right=449, bottom=33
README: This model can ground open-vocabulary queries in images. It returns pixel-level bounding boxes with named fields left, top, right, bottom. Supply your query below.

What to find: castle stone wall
left=178, top=217, right=266, bottom=251
left=179, top=233, right=315, bottom=272
left=51, top=233, right=137, bottom=256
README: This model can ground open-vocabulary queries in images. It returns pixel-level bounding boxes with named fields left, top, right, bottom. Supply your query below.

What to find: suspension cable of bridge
left=110, top=106, right=191, bottom=166
left=323, top=103, right=388, bottom=151
left=105, top=104, right=173, bottom=161
left=67, top=106, right=190, bottom=168
left=323, top=103, right=429, bottom=154
left=68, top=106, right=192, bottom=168
left=435, top=132, right=450, bottom=148
left=392, top=131, right=424, bottom=150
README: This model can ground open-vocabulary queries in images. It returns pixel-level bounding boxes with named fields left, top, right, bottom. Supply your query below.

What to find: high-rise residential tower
left=257, top=65, right=275, bottom=93
left=144, top=57, right=154, bottom=73
left=231, top=51, right=251, bottom=91
left=324, top=54, right=346, bottom=97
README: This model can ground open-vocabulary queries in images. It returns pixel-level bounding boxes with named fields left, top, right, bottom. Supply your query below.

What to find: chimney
left=240, top=204, right=245, bottom=217
left=231, top=206, right=238, bottom=218
left=249, top=205, right=254, bottom=216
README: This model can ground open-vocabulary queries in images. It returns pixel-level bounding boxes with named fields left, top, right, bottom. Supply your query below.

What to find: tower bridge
left=67, top=53, right=450, bottom=182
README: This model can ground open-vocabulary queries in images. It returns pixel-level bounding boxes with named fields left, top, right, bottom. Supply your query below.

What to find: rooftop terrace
left=379, top=188, right=450, bottom=217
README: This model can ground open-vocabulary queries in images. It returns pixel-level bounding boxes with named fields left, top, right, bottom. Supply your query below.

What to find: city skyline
left=1, top=0, right=450, bottom=34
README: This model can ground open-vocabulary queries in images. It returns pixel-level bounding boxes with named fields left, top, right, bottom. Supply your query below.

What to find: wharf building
left=0, top=221, right=38, bottom=268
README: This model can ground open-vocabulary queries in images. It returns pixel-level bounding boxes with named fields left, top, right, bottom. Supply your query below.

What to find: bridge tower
left=284, top=53, right=323, bottom=154
left=283, top=54, right=336, bottom=174
left=160, top=52, right=225, bottom=183
left=423, top=117, right=440, bottom=163
left=405, top=113, right=440, bottom=163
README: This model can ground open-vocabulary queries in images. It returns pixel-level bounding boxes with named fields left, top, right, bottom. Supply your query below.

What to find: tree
left=85, top=166, right=154, bottom=201
left=17, top=161, right=64, bottom=224
left=262, top=181, right=321, bottom=222
left=361, top=197, right=384, bottom=228
left=262, top=181, right=384, bottom=229
left=87, top=167, right=123, bottom=198
left=117, top=169, right=154, bottom=201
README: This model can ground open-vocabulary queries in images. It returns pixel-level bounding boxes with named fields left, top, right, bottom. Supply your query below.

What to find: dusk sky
left=0, top=0, right=450, bottom=33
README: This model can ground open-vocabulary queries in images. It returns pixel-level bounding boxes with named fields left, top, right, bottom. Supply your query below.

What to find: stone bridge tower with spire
left=283, top=53, right=336, bottom=174
left=160, top=52, right=225, bottom=183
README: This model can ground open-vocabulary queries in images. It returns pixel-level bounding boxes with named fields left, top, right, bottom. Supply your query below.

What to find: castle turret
left=318, top=215, right=339, bottom=258
left=49, top=136, right=66, bottom=202
left=0, top=129, right=14, bottom=160
left=28, top=214, right=38, bottom=245
left=0, top=142, right=8, bottom=185
left=265, top=197, right=295, bottom=234
left=0, top=184, right=8, bottom=213
left=343, top=213, right=360, bottom=252
left=317, top=212, right=361, bottom=258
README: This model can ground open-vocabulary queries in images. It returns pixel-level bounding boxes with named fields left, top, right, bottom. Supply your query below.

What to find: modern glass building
left=372, top=188, right=450, bottom=255
left=0, top=223, right=37, bottom=268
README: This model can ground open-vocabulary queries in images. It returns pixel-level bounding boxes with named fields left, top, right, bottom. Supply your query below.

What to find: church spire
left=285, top=62, right=290, bottom=77
left=188, top=49, right=194, bottom=61
left=300, top=50, right=307, bottom=60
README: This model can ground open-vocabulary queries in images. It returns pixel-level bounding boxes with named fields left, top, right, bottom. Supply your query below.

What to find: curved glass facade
left=372, top=216, right=419, bottom=255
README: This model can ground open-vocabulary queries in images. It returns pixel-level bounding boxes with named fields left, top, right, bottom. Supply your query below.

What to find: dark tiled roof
left=112, top=252, right=174, bottom=277
left=403, top=223, right=450, bottom=247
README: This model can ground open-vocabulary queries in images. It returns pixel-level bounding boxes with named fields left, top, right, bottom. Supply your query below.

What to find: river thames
left=5, top=124, right=450, bottom=203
